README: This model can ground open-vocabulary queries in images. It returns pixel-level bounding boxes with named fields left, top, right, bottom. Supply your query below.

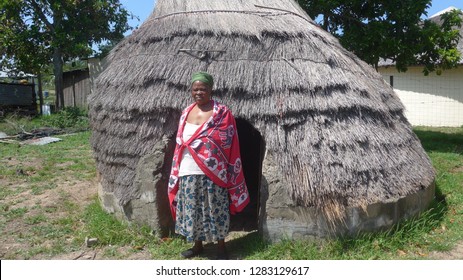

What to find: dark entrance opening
left=230, top=118, right=265, bottom=231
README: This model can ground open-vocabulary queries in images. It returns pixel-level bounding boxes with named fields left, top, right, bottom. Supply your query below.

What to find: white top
left=178, top=122, right=205, bottom=177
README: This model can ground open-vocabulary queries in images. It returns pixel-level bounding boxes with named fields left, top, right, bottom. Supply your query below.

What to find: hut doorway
left=231, top=118, right=265, bottom=231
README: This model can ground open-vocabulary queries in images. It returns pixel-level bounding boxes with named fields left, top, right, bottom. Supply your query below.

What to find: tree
left=0, top=0, right=132, bottom=110
left=297, top=0, right=462, bottom=74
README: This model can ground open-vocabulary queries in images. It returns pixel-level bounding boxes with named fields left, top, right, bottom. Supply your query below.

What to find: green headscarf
left=191, top=71, right=214, bottom=87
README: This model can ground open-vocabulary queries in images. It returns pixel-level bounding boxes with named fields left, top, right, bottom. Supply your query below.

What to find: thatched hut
left=89, top=0, right=435, bottom=240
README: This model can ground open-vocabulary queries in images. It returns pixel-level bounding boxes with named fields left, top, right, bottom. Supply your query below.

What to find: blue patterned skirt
left=175, top=175, right=230, bottom=243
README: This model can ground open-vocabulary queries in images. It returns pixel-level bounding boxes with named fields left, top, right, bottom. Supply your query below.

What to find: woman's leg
left=193, top=240, right=203, bottom=252
left=216, top=239, right=228, bottom=259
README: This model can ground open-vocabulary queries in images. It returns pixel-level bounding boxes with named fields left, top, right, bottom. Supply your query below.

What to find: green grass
left=0, top=125, right=462, bottom=260
left=1, top=132, right=96, bottom=184
left=0, top=127, right=96, bottom=259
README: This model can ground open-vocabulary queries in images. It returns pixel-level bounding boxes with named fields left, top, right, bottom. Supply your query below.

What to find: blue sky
left=120, top=0, right=463, bottom=36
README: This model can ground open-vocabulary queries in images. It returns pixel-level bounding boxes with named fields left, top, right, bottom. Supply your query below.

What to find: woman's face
left=191, top=81, right=212, bottom=105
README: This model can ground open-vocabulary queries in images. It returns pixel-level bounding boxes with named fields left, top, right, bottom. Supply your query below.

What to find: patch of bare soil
left=0, top=176, right=101, bottom=259
left=50, top=246, right=152, bottom=260
left=427, top=241, right=463, bottom=260
left=0, top=161, right=157, bottom=260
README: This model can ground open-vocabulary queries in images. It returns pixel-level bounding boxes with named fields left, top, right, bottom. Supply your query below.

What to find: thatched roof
left=89, top=0, right=435, bottom=221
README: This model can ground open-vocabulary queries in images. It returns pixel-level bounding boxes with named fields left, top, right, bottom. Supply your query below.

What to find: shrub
left=41, top=107, right=89, bottom=131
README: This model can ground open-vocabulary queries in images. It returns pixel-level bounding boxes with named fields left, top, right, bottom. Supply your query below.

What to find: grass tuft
left=79, top=199, right=157, bottom=248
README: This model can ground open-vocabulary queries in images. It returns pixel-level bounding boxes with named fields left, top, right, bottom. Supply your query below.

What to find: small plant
left=3, top=207, right=29, bottom=221
left=25, top=214, right=47, bottom=225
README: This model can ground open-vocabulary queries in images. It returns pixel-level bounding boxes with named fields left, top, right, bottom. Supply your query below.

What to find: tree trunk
left=53, top=47, right=64, bottom=111
left=37, top=72, right=43, bottom=115
left=322, top=14, right=329, bottom=31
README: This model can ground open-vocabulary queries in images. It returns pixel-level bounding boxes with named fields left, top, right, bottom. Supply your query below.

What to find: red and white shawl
left=168, top=100, right=250, bottom=219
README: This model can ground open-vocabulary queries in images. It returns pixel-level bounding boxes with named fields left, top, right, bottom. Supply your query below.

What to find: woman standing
left=168, top=72, right=250, bottom=260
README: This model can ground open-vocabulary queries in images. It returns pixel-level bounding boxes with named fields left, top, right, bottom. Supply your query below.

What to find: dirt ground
left=0, top=172, right=156, bottom=260
left=1, top=174, right=462, bottom=260
left=427, top=242, right=463, bottom=260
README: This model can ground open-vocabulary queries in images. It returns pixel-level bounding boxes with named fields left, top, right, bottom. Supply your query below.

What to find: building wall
left=63, top=70, right=90, bottom=108
left=379, top=66, right=463, bottom=127
left=88, top=57, right=108, bottom=95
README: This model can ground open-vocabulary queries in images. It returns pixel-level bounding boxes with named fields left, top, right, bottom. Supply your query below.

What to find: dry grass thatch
left=89, top=0, right=435, bottom=221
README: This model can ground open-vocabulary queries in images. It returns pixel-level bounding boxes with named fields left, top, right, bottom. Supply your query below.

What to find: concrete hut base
left=259, top=153, right=436, bottom=242
left=97, top=138, right=175, bottom=237
left=260, top=184, right=435, bottom=241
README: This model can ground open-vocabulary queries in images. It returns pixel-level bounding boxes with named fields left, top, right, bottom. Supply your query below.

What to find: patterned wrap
left=168, top=100, right=250, bottom=219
